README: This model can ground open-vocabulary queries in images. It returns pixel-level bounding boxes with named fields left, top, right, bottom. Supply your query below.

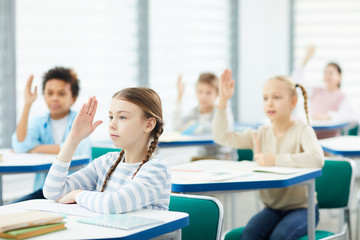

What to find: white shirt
left=51, top=116, right=68, bottom=144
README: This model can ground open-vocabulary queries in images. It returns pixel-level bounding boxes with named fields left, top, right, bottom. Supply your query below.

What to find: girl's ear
left=290, top=96, right=298, bottom=110
left=144, top=118, right=156, bottom=133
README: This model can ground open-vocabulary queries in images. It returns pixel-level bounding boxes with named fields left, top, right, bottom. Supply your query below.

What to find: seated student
left=292, top=45, right=357, bottom=138
left=11, top=67, right=91, bottom=201
left=173, top=73, right=233, bottom=160
left=213, top=69, right=324, bottom=240
left=43, top=88, right=171, bottom=214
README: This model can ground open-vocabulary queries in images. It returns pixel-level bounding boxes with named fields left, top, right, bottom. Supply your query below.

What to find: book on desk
left=0, top=210, right=65, bottom=239
left=77, top=214, right=164, bottom=230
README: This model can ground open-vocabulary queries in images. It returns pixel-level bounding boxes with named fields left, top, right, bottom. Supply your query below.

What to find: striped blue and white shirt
left=43, top=152, right=171, bottom=214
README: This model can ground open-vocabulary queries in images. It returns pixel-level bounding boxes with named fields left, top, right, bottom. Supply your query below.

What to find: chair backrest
left=316, top=158, right=355, bottom=209
left=237, top=149, right=253, bottom=161
left=169, top=194, right=223, bottom=240
left=91, top=147, right=120, bottom=160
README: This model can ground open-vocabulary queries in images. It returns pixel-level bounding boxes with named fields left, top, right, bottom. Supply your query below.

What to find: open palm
left=71, top=97, right=103, bottom=141
left=219, top=68, right=235, bottom=101
left=25, top=75, right=37, bottom=105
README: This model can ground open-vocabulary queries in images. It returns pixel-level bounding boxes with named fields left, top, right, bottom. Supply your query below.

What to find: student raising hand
left=218, top=68, right=235, bottom=108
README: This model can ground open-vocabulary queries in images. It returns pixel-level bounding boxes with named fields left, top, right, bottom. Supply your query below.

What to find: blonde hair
left=100, top=87, right=164, bottom=192
left=268, top=76, right=309, bottom=124
left=197, top=73, right=219, bottom=92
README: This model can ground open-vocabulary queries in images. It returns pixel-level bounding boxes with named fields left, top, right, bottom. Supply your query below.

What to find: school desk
left=0, top=149, right=90, bottom=205
left=93, top=134, right=216, bottom=150
left=311, top=120, right=349, bottom=131
left=320, top=136, right=360, bottom=157
left=170, top=160, right=322, bottom=240
left=0, top=199, right=189, bottom=240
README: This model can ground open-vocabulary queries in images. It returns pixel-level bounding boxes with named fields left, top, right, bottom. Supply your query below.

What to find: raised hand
left=218, top=68, right=235, bottom=108
left=24, top=75, right=37, bottom=106
left=303, top=45, right=316, bottom=66
left=177, top=74, right=185, bottom=102
left=70, top=96, right=103, bottom=142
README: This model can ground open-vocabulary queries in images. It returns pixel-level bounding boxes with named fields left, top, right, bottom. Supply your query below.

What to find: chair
left=169, top=193, right=224, bottom=240
left=224, top=158, right=355, bottom=240
left=91, top=146, right=120, bottom=159
left=237, top=149, right=253, bottom=161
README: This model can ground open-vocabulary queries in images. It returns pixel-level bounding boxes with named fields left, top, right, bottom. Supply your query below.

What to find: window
left=293, top=0, right=360, bottom=113
left=16, top=0, right=139, bottom=141
left=13, top=0, right=236, bottom=142
left=149, top=0, right=233, bottom=131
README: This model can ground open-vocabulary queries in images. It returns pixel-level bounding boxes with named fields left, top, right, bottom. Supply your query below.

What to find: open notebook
left=77, top=214, right=164, bottom=230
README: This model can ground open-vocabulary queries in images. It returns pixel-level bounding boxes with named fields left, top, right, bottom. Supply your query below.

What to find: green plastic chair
left=237, top=149, right=253, bottom=161
left=341, top=122, right=359, bottom=136
left=224, top=158, right=355, bottom=240
left=169, top=194, right=223, bottom=240
left=91, top=146, right=120, bottom=160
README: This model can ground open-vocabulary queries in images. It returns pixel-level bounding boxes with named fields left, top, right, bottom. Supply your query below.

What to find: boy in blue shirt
left=12, top=67, right=91, bottom=201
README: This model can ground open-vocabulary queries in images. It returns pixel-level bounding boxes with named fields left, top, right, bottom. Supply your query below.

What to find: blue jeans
left=242, top=205, right=319, bottom=240
left=11, top=189, right=45, bottom=203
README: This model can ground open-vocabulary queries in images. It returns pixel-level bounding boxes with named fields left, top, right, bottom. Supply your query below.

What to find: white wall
left=238, top=0, right=290, bottom=122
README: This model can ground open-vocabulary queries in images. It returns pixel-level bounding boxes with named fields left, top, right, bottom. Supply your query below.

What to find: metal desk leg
left=0, top=175, right=3, bottom=206
left=307, top=179, right=315, bottom=240
left=151, top=229, right=181, bottom=240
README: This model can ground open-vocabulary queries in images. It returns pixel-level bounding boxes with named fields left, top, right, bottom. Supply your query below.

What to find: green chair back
left=316, top=159, right=353, bottom=209
left=91, top=146, right=120, bottom=160
left=169, top=194, right=223, bottom=240
left=225, top=158, right=355, bottom=240
left=237, top=149, right=253, bottom=161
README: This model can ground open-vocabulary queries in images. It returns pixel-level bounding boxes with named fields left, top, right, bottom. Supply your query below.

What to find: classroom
left=1, top=0, right=360, bottom=239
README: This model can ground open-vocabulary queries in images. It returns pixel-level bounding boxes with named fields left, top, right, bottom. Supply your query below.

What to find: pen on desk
left=254, top=133, right=260, bottom=154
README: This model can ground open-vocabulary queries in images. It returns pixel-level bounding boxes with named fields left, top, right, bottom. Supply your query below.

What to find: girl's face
left=263, top=79, right=297, bottom=122
left=108, top=98, right=154, bottom=149
left=44, top=79, right=76, bottom=119
left=324, top=65, right=341, bottom=90
left=196, top=82, right=218, bottom=110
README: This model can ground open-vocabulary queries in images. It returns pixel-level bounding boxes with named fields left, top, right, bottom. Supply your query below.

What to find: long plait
left=131, top=123, right=164, bottom=179
left=296, top=83, right=309, bottom=124
left=100, top=149, right=125, bottom=192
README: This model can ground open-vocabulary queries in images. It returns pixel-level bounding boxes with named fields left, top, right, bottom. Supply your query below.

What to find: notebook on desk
left=77, top=214, right=164, bottom=230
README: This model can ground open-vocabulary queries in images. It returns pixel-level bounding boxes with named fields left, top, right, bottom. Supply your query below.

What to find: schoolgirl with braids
left=43, top=88, right=171, bottom=214
left=213, top=69, right=324, bottom=240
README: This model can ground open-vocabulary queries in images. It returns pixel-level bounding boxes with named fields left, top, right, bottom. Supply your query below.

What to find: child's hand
left=24, top=75, right=37, bottom=106
left=254, top=153, right=275, bottom=167
left=70, top=96, right=103, bottom=142
left=56, top=190, right=83, bottom=204
left=218, top=68, right=235, bottom=108
left=303, top=45, right=316, bottom=65
left=177, top=74, right=185, bottom=102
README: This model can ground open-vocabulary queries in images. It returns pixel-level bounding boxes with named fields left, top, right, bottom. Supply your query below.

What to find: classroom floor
left=3, top=147, right=359, bottom=240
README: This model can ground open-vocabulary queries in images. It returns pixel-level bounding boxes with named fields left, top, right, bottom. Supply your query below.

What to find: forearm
left=218, top=97, right=227, bottom=109
left=57, top=133, right=82, bottom=163
left=30, top=145, right=60, bottom=154
left=16, top=104, right=32, bottom=142
left=213, top=108, right=252, bottom=149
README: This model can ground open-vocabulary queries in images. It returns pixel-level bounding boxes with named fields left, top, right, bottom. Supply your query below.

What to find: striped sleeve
left=75, top=159, right=171, bottom=214
left=43, top=155, right=104, bottom=200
